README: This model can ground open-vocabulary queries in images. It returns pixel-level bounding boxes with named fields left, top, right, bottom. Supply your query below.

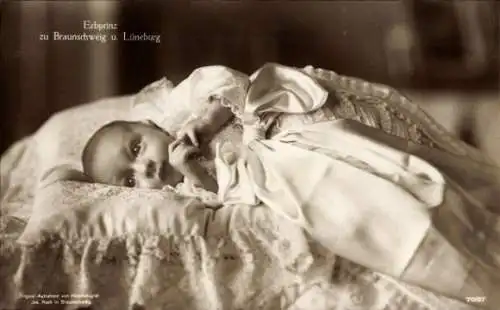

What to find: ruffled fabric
left=130, top=66, right=250, bottom=136
left=1, top=181, right=477, bottom=310
left=166, top=180, right=221, bottom=208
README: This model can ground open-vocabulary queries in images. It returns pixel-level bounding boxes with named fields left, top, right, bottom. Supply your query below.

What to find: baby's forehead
left=98, top=121, right=134, bottom=139
left=90, top=122, right=132, bottom=153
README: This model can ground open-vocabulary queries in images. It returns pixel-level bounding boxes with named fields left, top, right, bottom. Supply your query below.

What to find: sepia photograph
left=1, top=0, right=499, bottom=309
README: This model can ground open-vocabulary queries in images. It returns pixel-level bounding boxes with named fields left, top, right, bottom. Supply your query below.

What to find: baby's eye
left=131, top=139, right=142, bottom=157
left=125, top=175, right=136, bottom=188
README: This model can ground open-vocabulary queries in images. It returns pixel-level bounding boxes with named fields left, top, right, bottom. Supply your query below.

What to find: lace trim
left=11, top=231, right=475, bottom=310
left=218, top=95, right=244, bottom=121
left=163, top=181, right=221, bottom=207
left=133, top=77, right=174, bottom=108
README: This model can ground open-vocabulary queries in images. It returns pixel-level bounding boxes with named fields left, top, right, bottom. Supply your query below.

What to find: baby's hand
left=168, top=138, right=218, bottom=193
left=176, top=117, right=208, bottom=148
left=168, top=138, right=199, bottom=175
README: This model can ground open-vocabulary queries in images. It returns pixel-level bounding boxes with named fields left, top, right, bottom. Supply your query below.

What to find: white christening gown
left=212, top=63, right=500, bottom=306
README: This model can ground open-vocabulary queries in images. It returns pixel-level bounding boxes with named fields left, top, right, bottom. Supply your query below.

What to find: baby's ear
left=39, top=164, right=94, bottom=189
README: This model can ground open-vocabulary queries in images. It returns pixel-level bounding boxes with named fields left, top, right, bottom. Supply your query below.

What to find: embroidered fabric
left=299, top=66, right=495, bottom=166
left=2, top=178, right=476, bottom=310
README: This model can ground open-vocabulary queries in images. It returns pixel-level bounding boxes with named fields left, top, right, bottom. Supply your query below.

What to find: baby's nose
left=133, top=159, right=156, bottom=178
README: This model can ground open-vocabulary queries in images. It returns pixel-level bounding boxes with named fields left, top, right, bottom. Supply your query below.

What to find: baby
left=80, top=63, right=335, bottom=197
left=81, top=97, right=233, bottom=194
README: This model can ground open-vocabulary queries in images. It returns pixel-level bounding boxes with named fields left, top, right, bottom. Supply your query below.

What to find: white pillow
left=18, top=181, right=212, bottom=244
left=33, top=96, right=134, bottom=176
left=17, top=180, right=312, bottom=273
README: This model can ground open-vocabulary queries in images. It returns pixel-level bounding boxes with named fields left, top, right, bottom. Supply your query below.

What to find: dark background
left=1, top=0, right=499, bottom=154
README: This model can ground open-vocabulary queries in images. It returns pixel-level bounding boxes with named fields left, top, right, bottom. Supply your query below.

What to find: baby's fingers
left=168, top=138, right=184, bottom=154
left=182, top=145, right=199, bottom=159
left=177, top=130, right=199, bottom=147
left=185, top=130, right=199, bottom=147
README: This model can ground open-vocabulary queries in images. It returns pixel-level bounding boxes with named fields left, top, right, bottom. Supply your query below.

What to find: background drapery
left=1, top=0, right=498, bottom=162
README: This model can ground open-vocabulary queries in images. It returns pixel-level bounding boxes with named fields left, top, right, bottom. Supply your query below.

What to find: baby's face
left=84, top=121, right=183, bottom=189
